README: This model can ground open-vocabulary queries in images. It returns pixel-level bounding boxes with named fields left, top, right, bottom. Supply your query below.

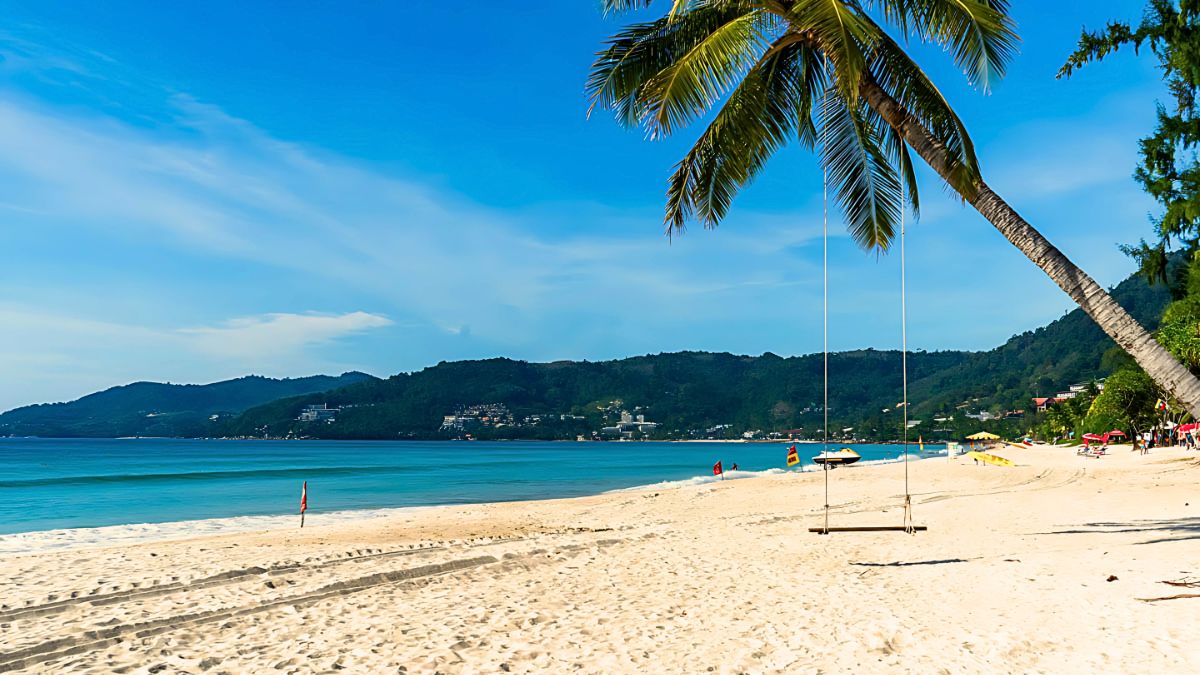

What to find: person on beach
left=730, top=463, right=739, bottom=472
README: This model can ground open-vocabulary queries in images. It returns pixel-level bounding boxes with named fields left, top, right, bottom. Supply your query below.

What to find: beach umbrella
left=966, top=432, right=1000, bottom=441
left=1082, top=433, right=1107, bottom=442
left=1107, top=429, right=1126, bottom=437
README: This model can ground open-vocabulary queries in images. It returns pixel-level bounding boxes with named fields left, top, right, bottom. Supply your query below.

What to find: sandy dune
left=2, top=444, right=1199, bottom=673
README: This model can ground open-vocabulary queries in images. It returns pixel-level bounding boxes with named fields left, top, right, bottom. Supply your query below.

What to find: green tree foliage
left=1082, top=367, right=1160, bottom=435
left=1041, top=385, right=1099, bottom=440
left=1061, top=0, right=1200, bottom=285
left=1154, top=252, right=1200, bottom=367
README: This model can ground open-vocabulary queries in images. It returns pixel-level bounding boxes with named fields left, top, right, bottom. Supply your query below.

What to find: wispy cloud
left=180, top=312, right=393, bottom=360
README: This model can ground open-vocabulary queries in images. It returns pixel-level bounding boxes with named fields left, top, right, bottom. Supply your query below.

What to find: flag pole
left=300, top=480, right=308, bottom=528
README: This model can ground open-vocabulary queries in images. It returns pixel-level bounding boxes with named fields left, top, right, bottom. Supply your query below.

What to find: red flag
left=300, top=481, right=308, bottom=514
left=713, top=461, right=723, bottom=476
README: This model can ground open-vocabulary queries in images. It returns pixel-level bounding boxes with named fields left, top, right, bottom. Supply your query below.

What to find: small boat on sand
left=812, top=448, right=862, bottom=466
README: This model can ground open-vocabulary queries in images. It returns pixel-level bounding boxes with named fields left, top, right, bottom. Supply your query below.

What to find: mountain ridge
left=0, top=372, right=378, bottom=438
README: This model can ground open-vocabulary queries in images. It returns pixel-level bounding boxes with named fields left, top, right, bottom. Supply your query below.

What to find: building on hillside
left=298, top=404, right=338, bottom=423
left=441, top=415, right=480, bottom=431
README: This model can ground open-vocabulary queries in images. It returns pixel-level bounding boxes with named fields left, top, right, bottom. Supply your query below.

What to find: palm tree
left=587, top=0, right=1200, bottom=416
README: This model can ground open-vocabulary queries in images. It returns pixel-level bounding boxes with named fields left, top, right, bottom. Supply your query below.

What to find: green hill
left=0, top=372, right=378, bottom=438
left=222, top=267, right=1170, bottom=441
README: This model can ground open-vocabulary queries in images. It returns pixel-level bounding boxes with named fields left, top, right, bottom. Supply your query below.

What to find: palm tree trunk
left=859, top=75, right=1200, bottom=417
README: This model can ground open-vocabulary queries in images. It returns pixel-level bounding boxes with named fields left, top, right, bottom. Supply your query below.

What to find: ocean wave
left=607, top=452, right=946, bottom=493
left=0, top=505, right=436, bottom=556
left=0, top=465, right=413, bottom=489
left=605, top=467, right=789, bottom=493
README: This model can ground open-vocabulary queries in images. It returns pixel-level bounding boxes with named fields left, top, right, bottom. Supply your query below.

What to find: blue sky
left=0, top=1, right=1168, bottom=411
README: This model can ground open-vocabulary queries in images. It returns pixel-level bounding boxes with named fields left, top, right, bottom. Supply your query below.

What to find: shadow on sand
left=1040, top=517, right=1200, bottom=545
left=850, top=558, right=969, bottom=567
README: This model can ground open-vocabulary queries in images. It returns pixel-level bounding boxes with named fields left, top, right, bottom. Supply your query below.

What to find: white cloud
left=180, top=311, right=393, bottom=359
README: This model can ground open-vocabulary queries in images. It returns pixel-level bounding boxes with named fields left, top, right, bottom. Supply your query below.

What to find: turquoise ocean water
left=0, top=438, right=938, bottom=542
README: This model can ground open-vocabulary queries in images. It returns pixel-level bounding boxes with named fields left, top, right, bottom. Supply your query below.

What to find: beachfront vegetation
left=1081, top=367, right=1159, bottom=437
left=1061, top=0, right=1200, bottom=288
left=586, top=0, right=1200, bottom=417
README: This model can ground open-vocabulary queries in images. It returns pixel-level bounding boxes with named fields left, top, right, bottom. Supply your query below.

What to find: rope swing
left=812, top=134, right=924, bottom=535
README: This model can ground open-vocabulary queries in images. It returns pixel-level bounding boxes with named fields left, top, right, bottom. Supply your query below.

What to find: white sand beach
left=2, top=444, right=1199, bottom=673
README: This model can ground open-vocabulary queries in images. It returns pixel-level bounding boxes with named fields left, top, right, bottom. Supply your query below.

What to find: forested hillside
left=222, top=266, right=1170, bottom=441
left=0, top=373, right=377, bottom=438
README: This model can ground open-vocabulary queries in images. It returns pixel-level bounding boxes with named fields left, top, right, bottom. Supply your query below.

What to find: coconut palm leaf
left=863, top=0, right=1019, bottom=91
left=665, top=38, right=825, bottom=231
left=819, top=90, right=902, bottom=250
left=587, top=4, right=759, bottom=129
left=639, top=9, right=775, bottom=137
left=786, top=0, right=875, bottom=100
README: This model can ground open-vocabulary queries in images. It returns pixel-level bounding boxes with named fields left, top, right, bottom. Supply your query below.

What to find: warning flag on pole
left=300, top=480, right=308, bottom=528
left=786, top=445, right=799, bottom=467
left=1156, top=398, right=1167, bottom=411
left=713, top=461, right=723, bottom=476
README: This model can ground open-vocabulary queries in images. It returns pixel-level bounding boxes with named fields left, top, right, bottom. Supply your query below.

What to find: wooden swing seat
left=809, top=525, right=927, bottom=533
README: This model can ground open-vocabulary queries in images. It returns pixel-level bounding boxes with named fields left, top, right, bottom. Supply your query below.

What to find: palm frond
left=601, top=0, right=691, bottom=17
left=880, top=120, right=920, bottom=215
left=640, top=10, right=775, bottom=137
left=665, top=38, right=824, bottom=232
left=786, top=0, right=876, bottom=101
left=920, top=0, right=1018, bottom=91
left=587, top=3, right=759, bottom=129
left=820, top=90, right=902, bottom=251
left=601, top=0, right=655, bottom=15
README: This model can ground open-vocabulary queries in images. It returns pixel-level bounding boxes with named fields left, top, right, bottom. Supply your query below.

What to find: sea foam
left=606, top=451, right=945, bottom=494
left=0, top=505, right=435, bottom=556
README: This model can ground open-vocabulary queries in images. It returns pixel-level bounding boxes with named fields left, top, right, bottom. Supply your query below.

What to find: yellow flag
left=786, top=445, right=799, bottom=467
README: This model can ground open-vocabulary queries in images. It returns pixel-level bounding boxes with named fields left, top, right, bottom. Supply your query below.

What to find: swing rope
left=816, top=96, right=918, bottom=534
left=822, top=139, right=830, bottom=536
left=900, top=166, right=915, bottom=534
